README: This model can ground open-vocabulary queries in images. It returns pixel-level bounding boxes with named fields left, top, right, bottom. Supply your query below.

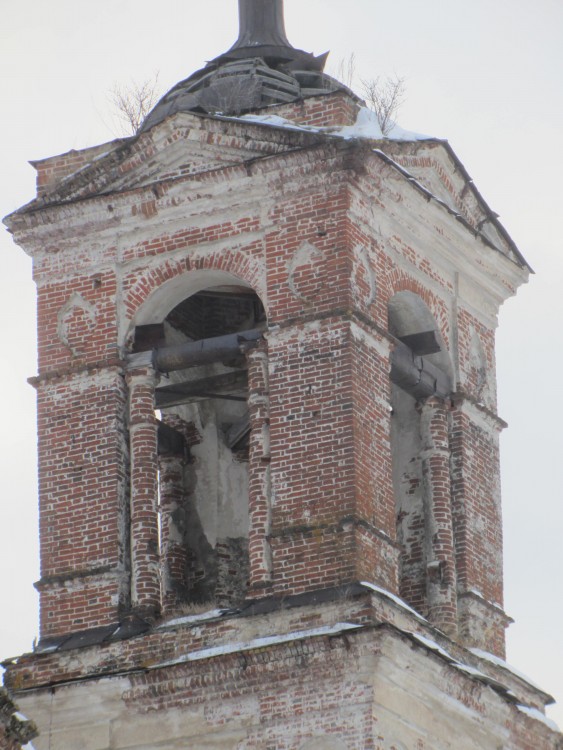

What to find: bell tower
left=3, top=2, right=561, bottom=748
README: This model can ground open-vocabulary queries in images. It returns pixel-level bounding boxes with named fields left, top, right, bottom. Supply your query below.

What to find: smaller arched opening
left=127, top=274, right=267, bottom=614
left=388, top=292, right=456, bottom=631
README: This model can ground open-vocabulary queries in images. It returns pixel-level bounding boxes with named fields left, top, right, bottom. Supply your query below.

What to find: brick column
left=450, top=398, right=510, bottom=656
left=419, top=397, right=458, bottom=636
left=247, top=341, right=272, bottom=593
left=158, top=451, right=188, bottom=612
left=127, top=367, right=161, bottom=616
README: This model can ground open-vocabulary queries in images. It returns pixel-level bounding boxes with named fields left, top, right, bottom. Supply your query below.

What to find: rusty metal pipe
left=152, top=328, right=263, bottom=373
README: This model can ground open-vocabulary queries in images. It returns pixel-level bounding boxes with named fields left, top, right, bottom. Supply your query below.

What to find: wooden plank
left=156, top=370, right=248, bottom=409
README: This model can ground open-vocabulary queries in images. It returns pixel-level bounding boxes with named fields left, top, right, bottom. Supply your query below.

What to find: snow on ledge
left=406, top=631, right=513, bottom=696
left=359, top=581, right=428, bottom=623
left=236, top=107, right=435, bottom=143
left=336, top=107, right=434, bottom=142
left=237, top=113, right=319, bottom=134
left=465, top=588, right=504, bottom=612
left=408, top=631, right=453, bottom=662
left=469, top=648, right=545, bottom=693
left=517, top=704, right=560, bottom=733
left=156, top=608, right=231, bottom=630
left=151, top=622, right=364, bottom=669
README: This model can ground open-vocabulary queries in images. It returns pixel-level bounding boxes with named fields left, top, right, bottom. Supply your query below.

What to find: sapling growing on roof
left=361, top=74, right=406, bottom=136
left=330, top=54, right=406, bottom=137
left=109, top=73, right=162, bottom=135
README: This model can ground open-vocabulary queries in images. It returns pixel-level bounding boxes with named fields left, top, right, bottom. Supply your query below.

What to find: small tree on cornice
left=331, top=55, right=406, bottom=136
left=361, top=74, right=406, bottom=136
left=109, top=73, right=162, bottom=135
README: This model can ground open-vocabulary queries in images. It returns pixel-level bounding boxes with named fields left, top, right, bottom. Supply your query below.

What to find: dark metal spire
left=222, top=0, right=327, bottom=71
left=232, top=0, right=291, bottom=50
left=139, top=0, right=347, bottom=131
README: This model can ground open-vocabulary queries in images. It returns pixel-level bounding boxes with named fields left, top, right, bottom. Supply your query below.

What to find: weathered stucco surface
left=13, top=608, right=560, bottom=750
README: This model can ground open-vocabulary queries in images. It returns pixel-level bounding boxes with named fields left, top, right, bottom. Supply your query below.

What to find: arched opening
left=388, top=292, right=455, bottom=624
left=388, top=291, right=452, bottom=382
left=128, top=279, right=267, bottom=613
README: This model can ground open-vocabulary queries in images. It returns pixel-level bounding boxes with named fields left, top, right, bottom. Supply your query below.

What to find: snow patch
left=469, top=648, right=545, bottom=692
left=406, top=632, right=510, bottom=692
left=151, top=622, right=363, bottom=669
left=336, top=107, right=433, bottom=142
left=359, top=581, right=428, bottom=622
left=517, top=704, right=560, bottom=732
left=157, top=608, right=230, bottom=629
left=238, top=113, right=319, bottom=134
left=237, top=107, right=434, bottom=143
left=466, top=588, right=504, bottom=611
left=408, top=631, right=454, bottom=661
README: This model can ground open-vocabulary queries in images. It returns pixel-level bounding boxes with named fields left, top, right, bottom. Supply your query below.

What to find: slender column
left=158, top=414, right=191, bottom=612
left=159, top=453, right=188, bottom=612
left=127, top=367, right=161, bottom=616
left=420, top=397, right=458, bottom=636
left=247, top=341, right=272, bottom=592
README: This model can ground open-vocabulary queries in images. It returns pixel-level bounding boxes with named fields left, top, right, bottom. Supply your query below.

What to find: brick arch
left=122, top=247, right=266, bottom=338
left=383, top=269, right=451, bottom=351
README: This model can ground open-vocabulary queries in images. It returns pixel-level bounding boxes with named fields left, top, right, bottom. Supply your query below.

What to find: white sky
left=1, top=0, right=562, bottom=729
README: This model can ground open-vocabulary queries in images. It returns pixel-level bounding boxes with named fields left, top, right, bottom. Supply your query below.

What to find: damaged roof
left=140, top=0, right=355, bottom=131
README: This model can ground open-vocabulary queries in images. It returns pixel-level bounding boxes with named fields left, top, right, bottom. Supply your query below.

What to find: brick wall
left=8, top=620, right=561, bottom=749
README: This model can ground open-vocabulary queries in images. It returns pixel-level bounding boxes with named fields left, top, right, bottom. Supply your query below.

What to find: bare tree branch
left=332, top=53, right=357, bottom=90
left=109, top=73, right=162, bottom=135
left=328, top=57, right=407, bottom=136
left=361, top=74, right=406, bottom=136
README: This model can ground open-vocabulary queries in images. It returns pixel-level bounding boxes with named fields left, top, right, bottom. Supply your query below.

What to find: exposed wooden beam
left=156, top=370, right=248, bottom=409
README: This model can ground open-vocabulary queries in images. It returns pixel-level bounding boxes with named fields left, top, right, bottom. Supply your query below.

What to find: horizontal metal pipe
left=153, top=328, right=263, bottom=373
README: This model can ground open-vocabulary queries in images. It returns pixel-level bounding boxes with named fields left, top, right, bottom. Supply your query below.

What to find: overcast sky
left=1, top=0, right=562, bottom=728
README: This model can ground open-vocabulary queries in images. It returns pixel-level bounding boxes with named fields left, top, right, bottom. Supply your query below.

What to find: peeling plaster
left=57, top=292, right=97, bottom=356
left=287, top=240, right=326, bottom=302
left=352, top=244, right=377, bottom=306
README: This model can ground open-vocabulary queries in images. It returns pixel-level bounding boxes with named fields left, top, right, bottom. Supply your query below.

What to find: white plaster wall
left=190, top=404, right=250, bottom=545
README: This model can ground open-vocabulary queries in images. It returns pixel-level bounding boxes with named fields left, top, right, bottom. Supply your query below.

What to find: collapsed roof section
left=140, top=0, right=355, bottom=131
left=2, top=0, right=530, bottom=275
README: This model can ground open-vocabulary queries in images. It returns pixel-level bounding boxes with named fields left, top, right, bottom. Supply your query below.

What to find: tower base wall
left=8, top=590, right=560, bottom=750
